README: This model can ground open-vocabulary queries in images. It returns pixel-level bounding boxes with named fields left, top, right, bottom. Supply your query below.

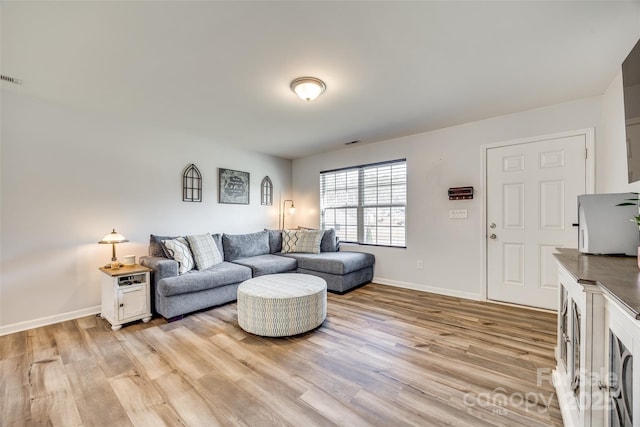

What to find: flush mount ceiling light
left=290, top=77, right=326, bottom=102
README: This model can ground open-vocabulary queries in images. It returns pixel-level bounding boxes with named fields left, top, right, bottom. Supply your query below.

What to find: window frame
left=320, top=159, right=407, bottom=248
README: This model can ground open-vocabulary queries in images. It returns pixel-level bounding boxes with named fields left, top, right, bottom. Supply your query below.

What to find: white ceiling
left=2, top=1, right=640, bottom=159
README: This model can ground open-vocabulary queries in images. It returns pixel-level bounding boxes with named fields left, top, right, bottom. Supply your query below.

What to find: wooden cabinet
left=99, top=265, right=152, bottom=331
left=554, top=249, right=640, bottom=427
left=603, top=297, right=640, bottom=427
left=554, top=264, right=606, bottom=426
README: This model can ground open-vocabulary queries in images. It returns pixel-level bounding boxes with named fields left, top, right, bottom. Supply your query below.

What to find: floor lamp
left=281, top=200, right=295, bottom=230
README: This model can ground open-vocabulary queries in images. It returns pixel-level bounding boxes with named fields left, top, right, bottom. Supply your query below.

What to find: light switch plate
left=449, top=209, right=468, bottom=219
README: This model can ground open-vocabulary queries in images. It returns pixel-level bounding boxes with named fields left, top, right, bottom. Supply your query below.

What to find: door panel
left=504, top=184, right=525, bottom=228
left=503, top=243, right=525, bottom=285
left=540, top=180, right=564, bottom=229
left=487, top=134, right=587, bottom=309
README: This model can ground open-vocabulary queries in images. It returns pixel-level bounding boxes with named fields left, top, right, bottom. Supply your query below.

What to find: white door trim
left=479, top=128, right=595, bottom=301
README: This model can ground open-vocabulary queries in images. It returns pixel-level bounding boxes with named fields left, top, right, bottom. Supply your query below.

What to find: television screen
left=623, top=38, right=640, bottom=183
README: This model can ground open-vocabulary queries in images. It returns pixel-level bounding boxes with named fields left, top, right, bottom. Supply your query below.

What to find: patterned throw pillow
left=187, top=233, right=223, bottom=270
left=281, top=229, right=299, bottom=253
left=297, top=227, right=338, bottom=252
left=282, top=229, right=323, bottom=254
left=161, top=237, right=195, bottom=274
left=293, top=229, right=324, bottom=254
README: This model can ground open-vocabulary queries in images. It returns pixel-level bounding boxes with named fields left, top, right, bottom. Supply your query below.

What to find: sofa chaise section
left=279, top=251, right=375, bottom=293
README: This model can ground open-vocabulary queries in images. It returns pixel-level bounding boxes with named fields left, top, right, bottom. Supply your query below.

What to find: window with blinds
left=320, top=159, right=406, bottom=247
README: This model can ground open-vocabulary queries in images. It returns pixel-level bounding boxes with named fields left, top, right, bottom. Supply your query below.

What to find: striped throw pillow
left=161, top=237, right=195, bottom=274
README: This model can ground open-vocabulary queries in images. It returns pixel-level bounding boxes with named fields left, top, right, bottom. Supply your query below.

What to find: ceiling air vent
left=1, top=75, right=23, bottom=85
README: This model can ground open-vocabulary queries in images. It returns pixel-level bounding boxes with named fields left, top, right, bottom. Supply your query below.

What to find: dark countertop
left=554, top=248, right=640, bottom=319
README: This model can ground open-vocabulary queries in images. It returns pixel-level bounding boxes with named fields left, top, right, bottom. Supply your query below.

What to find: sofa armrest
left=140, top=256, right=179, bottom=284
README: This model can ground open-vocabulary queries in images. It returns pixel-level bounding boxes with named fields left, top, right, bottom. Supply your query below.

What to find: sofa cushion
left=279, top=251, right=375, bottom=275
left=157, top=261, right=252, bottom=297
left=320, top=228, right=338, bottom=252
left=161, top=237, right=195, bottom=274
left=265, top=229, right=282, bottom=253
left=150, top=234, right=179, bottom=257
left=187, top=233, right=223, bottom=270
left=231, top=254, right=297, bottom=277
left=210, top=233, right=224, bottom=257
left=223, top=231, right=270, bottom=261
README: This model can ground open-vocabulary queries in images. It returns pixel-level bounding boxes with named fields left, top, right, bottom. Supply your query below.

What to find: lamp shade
left=290, top=77, right=326, bottom=102
left=98, top=229, right=129, bottom=244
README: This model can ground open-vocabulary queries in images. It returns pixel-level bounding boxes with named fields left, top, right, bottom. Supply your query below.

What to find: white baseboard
left=372, top=277, right=482, bottom=301
left=0, top=305, right=101, bottom=336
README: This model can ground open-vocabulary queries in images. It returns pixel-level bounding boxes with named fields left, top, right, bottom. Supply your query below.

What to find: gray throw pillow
left=210, top=233, right=224, bottom=256
left=320, top=228, right=338, bottom=252
left=265, top=229, right=283, bottom=253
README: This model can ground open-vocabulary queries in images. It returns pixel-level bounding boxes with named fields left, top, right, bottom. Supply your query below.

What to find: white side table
left=99, top=264, right=152, bottom=331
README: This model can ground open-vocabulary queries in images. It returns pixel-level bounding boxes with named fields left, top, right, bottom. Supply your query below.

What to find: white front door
left=486, top=132, right=590, bottom=309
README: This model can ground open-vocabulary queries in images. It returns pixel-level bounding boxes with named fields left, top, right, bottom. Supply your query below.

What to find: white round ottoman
left=237, top=273, right=327, bottom=337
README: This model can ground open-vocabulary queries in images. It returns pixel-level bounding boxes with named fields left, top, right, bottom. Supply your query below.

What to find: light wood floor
left=0, top=283, right=562, bottom=426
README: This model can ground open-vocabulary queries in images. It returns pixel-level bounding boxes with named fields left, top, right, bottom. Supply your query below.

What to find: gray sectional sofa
left=140, top=229, right=374, bottom=319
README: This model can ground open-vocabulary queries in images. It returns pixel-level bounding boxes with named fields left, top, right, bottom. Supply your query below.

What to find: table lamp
left=99, top=229, right=129, bottom=269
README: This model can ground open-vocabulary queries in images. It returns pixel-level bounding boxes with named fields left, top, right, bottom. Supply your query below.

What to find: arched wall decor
left=183, top=164, right=202, bottom=202
left=261, top=176, right=273, bottom=206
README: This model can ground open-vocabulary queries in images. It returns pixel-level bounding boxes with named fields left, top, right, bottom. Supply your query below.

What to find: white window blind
left=320, top=159, right=406, bottom=247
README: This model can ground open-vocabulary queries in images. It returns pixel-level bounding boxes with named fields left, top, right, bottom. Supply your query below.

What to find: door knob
left=489, top=234, right=497, bottom=239
left=489, top=223, right=496, bottom=229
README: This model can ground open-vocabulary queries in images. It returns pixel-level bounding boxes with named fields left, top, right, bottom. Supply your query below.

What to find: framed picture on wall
left=219, top=168, right=250, bottom=204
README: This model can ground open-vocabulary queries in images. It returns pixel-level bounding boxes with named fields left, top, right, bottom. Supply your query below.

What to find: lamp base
left=104, top=262, right=123, bottom=269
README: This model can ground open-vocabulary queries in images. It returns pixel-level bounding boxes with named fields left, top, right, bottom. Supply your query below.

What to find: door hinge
left=585, top=148, right=588, bottom=159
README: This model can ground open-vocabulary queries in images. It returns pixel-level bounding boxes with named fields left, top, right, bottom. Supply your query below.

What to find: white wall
left=0, top=90, right=292, bottom=334
left=293, top=97, right=604, bottom=299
